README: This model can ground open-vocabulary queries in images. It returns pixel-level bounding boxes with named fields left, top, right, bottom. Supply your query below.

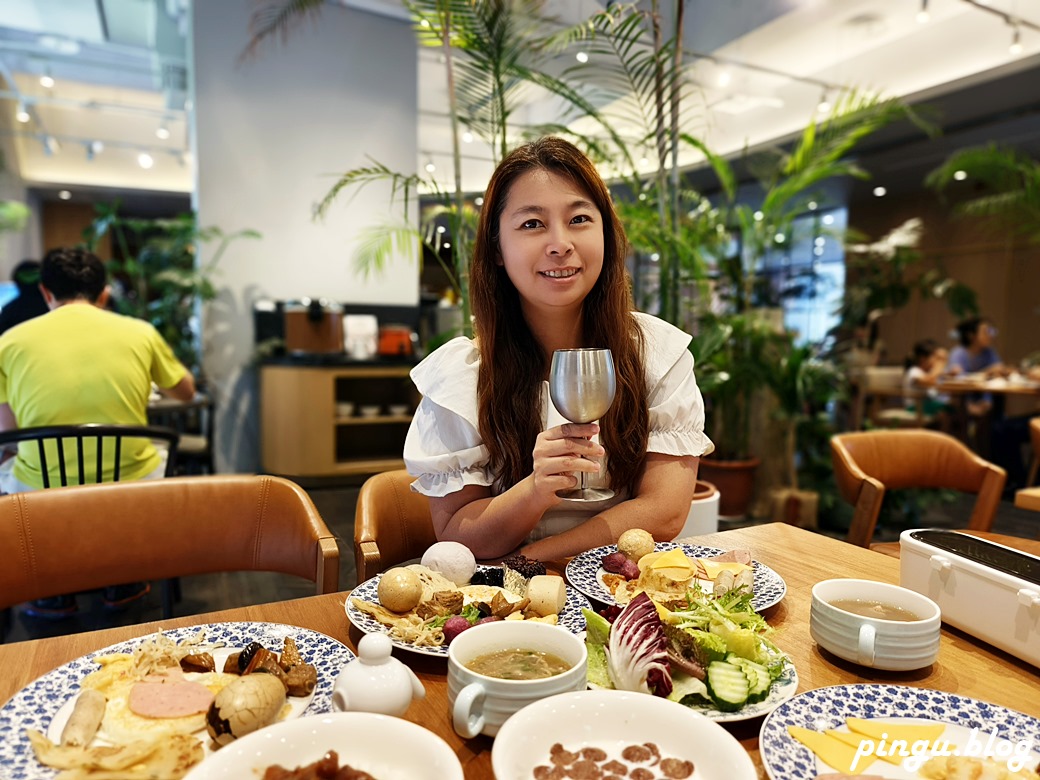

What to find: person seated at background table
left=904, top=339, right=957, bottom=433
left=0, top=259, right=49, bottom=336
left=0, top=247, right=195, bottom=617
left=404, top=137, right=713, bottom=563
left=948, top=316, right=1032, bottom=491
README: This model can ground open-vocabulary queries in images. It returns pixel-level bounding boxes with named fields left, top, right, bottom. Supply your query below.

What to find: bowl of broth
left=447, top=621, right=587, bottom=738
left=810, top=579, right=941, bottom=671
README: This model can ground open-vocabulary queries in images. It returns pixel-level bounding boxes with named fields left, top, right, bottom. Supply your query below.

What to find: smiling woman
left=403, top=137, right=713, bottom=563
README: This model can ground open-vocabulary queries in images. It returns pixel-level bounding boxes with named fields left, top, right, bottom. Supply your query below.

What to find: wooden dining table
left=2, top=523, right=1039, bottom=779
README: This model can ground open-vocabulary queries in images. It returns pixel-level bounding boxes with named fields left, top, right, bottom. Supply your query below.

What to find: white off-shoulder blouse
left=404, top=311, right=714, bottom=542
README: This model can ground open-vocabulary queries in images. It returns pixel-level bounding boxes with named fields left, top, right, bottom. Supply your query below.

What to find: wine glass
left=549, top=348, right=617, bottom=501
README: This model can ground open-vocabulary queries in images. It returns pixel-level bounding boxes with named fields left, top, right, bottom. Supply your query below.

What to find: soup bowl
left=810, top=578, right=941, bottom=671
left=447, top=620, right=587, bottom=738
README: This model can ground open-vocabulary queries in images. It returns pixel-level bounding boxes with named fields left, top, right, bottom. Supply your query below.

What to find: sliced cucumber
left=728, top=655, right=771, bottom=703
left=705, top=660, right=749, bottom=712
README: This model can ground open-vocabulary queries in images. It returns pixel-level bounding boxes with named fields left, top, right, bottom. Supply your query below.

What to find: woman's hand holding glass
left=529, top=423, right=604, bottom=506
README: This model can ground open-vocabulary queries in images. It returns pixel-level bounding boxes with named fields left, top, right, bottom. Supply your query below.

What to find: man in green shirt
left=0, top=247, right=196, bottom=616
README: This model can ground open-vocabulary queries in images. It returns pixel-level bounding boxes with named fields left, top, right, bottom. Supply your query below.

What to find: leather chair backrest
left=354, top=469, right=436, bottom=584
left=830, top=429, right=1006, bottom=547
left=0, top=475, right=339, bottom=610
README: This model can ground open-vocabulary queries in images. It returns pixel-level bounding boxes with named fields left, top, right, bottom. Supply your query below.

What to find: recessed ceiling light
left=873, top=186, right=887, bottom=197
left=753, top=211, right=764, bottom=222
left=462, top=131, right=473, bottom=143
left=40, top=74, right=54, bottom=89
left=774, top=232, right=786, bottom=243
left=953, top=170, right=967, bottom=181
left=58, top=190, right=71, bottom=200
left=156, top=124, right=170, bottom=140
left=425, top=161, right=436, bottom=173
left=474, top=196, right=484, bottom=206
left=823, top=214, right=835, bottom=225
left=576, top=51, right=589, bottom=63
left=138, top=152, right=154, bottom=169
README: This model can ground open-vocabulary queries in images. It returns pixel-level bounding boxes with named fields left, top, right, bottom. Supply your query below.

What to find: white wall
left=192, top=0, right=419, bottom=472
left=0, top=122, right=41, bottom=274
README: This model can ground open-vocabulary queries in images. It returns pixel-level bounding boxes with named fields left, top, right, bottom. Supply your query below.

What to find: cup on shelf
left=336, top=401, right=355, bottom=418
left=388, top=404, right=409, bottom=416
left=359, top=405, right=382, bottom=418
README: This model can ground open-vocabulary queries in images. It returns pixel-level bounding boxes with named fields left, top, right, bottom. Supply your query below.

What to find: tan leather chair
left=354, top=469, right=436, bottom=584
left=830, top=429, right=1006, bottom=548
left=0, top=475, right=339, bottom=613
left=1027, top=417, right=1040, bottom=487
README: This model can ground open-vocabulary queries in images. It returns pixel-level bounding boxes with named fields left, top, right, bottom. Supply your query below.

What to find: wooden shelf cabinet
left=260, top=364, right=417, bottom=477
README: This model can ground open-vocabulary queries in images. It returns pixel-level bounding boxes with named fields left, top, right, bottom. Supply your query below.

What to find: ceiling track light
left=917, top=0, right=930, bottom=24
left=15, top=101, right=30, bottom=123
left=1010, top=24, right=1023, bottom=55
left=42, top=135, right=60, bottom=155
left=817, top=91, right=832, bottom=115
left=40, top=70, right=54, bottom=89
left=156, top=120, right=170, bottom=140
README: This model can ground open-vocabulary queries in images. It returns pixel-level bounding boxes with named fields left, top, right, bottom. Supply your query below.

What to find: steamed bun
left=420, top=541, right=477, bottom=586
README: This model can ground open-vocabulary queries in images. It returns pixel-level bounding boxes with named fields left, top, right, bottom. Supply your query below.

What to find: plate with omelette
left=565, top=540, right=787, bottom=612
left=0, top=622, right=353, bottom=780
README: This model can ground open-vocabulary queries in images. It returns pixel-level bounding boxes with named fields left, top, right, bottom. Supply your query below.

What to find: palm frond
left=352, top=223, right=422, bottom=280
left=926, top=144, right=1040, bottom=243
left=314, top=160, right=426, bottom=221
left=240, top=0, right=326, bottom=62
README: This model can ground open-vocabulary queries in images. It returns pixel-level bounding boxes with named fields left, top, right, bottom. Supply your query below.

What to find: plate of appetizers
left=565, top=540, right=786, bottom=612
left=759, top=684, right=1040, bottom=779
left=0, top=622, right=353, bottom=780
left=346, top=556, right=591, bottom=658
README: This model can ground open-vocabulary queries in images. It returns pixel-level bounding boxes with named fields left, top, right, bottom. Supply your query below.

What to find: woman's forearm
left=436, top=476, right=557, bottom=559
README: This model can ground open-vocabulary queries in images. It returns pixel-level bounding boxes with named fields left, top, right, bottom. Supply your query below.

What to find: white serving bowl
left=358, top=405, right=382, bottom=418
left=492, top=689, right=757, bottom=780
left=183, top=711, right=463, bottom=780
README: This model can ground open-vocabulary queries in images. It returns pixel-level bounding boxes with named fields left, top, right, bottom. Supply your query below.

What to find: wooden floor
left=2, top=484, right=1037, bottom=645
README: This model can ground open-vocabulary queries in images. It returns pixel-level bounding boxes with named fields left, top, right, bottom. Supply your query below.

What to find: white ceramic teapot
left=332, top=633, right=425, bottom=717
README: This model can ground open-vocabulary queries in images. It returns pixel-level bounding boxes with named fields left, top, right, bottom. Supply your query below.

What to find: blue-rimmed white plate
left=759, top=684, right=1040, bottom=779
left=565, top=541, right=787, bottom=611
left=345, top=566, right=592, bottom=658
left=0, top=622, right=353, bottom=780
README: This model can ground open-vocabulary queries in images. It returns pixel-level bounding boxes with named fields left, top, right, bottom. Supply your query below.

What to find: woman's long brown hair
left=470, top=136, right=649, bottom=495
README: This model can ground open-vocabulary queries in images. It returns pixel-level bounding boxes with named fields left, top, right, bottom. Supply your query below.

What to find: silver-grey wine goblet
left=549, top=348, right=617, bottom=501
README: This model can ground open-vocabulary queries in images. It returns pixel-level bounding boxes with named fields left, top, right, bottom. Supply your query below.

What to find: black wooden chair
left=0, top=423, right=180, bottom=487
left=0, top=423, right=181, bottom=632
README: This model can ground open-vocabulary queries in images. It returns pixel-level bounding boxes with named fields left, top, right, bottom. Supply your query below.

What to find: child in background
left=904, top=339, right=955, bottom=432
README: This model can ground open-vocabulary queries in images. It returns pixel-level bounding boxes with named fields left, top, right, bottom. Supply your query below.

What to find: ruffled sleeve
left=404, top=338, right=495, bottom=496
left=635, top=312, right=715, bottom=458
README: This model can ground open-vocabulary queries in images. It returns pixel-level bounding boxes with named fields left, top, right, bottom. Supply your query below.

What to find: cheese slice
left=788, top=726, right=879, bottom=775
left=649, top=548, right=695, bottom=571
left=824, top=730, right=905, bottom=766
left=699, top=560, right=752, bottom=580
left=845, top=717, right=946, bottom=744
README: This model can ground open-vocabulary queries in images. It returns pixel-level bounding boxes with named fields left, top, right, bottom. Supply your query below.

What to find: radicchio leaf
left=606, top=592, right=672, bottom=698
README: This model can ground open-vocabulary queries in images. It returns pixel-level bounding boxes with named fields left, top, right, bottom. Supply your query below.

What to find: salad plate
left=0, top=622, right=354, bottom=780
left=345, top=566, right=592, bottom=658
left=565, top=541, right=787, bottom=611
left=759, top=684, right=1040, bottom=779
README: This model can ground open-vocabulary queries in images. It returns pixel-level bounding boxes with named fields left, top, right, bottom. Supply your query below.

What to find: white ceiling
left=1, top=0, right=1038, bottom=199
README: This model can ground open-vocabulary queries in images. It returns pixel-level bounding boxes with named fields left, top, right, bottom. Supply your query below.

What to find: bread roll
left=525, top=575, right=567, bottom=617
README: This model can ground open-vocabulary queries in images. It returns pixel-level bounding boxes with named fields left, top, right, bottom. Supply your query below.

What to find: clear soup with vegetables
left=828, top=598, right=923, bottom=621
left=465, top=649, right=571, bottom=680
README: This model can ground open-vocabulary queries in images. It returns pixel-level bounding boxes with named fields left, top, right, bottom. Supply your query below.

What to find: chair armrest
left=355, top=539, right=381, bottom=585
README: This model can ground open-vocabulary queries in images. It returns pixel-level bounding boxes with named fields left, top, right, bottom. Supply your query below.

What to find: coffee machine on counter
left=284, top=299, right=345, bottom=354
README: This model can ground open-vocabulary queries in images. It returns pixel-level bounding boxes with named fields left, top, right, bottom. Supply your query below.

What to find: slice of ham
left=705, top=549, right=752, bottom=565
left=128, top=677, right=214, bottom=719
